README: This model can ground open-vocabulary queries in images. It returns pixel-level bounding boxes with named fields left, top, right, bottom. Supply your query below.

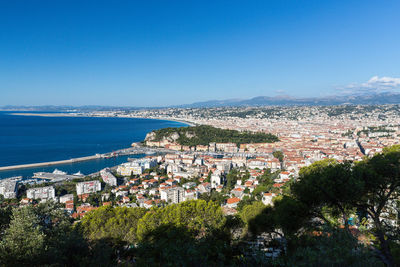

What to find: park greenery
left=0, top=146, right=399, bottom=266
left=149, top=125, right=279, bottom=147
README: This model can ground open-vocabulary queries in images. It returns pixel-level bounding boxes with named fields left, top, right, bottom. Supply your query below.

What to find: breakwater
left=0, top=155, right=101, bottom=171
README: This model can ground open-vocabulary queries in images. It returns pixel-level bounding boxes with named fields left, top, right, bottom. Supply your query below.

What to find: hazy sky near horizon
left=1, top=0, right=400, bottom=107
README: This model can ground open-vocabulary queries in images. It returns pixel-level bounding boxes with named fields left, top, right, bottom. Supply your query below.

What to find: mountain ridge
left=175, top=92, right=400, bottom=107
left=2, top=92, right=400, bottom=111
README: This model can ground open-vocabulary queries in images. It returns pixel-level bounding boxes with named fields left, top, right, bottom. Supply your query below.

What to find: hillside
left=175, top=92, right=400, bottom=108
left=145, top=125, right=279, bottom=147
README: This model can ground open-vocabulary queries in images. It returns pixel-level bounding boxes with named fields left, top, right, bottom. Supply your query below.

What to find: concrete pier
left=0, top=155, right=101, bottom=172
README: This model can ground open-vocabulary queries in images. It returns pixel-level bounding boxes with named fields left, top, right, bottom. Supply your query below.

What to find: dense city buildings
left=0, top=105, right=398, bottom=266
left=1, top=106, right=399, bottom=217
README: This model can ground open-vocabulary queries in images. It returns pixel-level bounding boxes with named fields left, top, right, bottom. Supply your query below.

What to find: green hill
left=147, top=125, right=279, bottom=147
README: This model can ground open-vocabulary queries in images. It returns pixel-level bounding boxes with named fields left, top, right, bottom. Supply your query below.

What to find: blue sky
left=1, top=0, right=399, bottom=106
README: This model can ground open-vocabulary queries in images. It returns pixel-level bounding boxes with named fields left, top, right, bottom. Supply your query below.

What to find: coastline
left=1, top=114, right=192, bottom=175
left=9, top=112, right=197, bottom=126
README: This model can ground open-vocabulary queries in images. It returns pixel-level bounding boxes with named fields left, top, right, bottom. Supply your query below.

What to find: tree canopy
left=136, top=199, right=226, bottom=241
left=149, top=125, right=279, bottom=146
left=80, top=205, right=147, bottom=245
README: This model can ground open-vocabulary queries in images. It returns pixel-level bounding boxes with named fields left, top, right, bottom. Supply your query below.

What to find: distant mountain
left=0, top=105, right=144, bottom=112
left=175, top=98, right=244, bottom=108
left=177, top=92, right=400, bottom=107
left=2, top=92, right=400, bottom=111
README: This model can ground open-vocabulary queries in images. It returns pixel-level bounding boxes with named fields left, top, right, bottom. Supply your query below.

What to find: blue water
left=0, top=112, right=186, bottom=178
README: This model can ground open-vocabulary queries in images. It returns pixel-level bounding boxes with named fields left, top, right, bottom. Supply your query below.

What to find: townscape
left=2, top=1, right=400, bottom=265
left=0, top=105, right=399, bottom=265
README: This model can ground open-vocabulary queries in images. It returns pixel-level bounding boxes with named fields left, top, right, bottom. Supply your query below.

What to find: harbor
left=0, top=145, right=164, bottom=179
left=0, top=154, right=101, bottom=172
left=0, top=145, right=156, bottom=172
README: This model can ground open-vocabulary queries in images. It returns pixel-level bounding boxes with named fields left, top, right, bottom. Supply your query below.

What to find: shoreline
left=0, top=113, right=193, bottom=174
left=9, top=112, right=197, bottom=126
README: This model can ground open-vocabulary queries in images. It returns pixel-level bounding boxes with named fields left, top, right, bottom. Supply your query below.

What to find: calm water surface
left=0, top=112, right=186, bottom=178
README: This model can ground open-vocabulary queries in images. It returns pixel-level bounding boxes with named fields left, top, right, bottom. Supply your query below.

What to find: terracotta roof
left=227, top=197, right=240, bottom=204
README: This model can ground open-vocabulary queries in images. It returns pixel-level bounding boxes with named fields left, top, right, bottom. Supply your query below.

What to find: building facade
left=76, top=180, right=101, bottom=195
left=27, top=186, right=56, bottom=200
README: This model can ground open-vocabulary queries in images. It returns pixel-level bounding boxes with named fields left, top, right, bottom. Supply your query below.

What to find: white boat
left=53, top=169, right=67, bottom=175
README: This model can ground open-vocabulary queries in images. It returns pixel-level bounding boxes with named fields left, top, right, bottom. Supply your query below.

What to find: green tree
left=136, top=200, right=226, bottom=241
left=0, top=202, right=97, bottom=266
left=239, top=201, right=266, bottom=233
left=206, top=170, right=212, bottom=182
left=237, top=195, right=255, bottom=211
left=150, top=125, right=279, bottom=147
left=273, top=150, right=284, bottom=162
left=241, top=170, right=250, bottom=184
left=80, top=205, right=147, bottom=246
left=258, top=169, right=275, bottom=187
left=288, top=146, right=400, bottom=266
left=252, top=185, right=269, bottom=200
left=275, top=228, right=383, bottom=267
left=0, top=206, right=12, bottom=239
left=226, top=168, right=239, bottom=190
left=136, top=223, right=232, bottom=266
left=0, top=206, right=45, bottom=265
left=351, top=145, right=400, bottom=266
left=272, top=195, right=312, bottom=238
left=292, top=159, right=361, bottom=229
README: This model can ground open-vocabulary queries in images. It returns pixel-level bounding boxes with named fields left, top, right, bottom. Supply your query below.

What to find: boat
left=53, top=169, right=67, bottom=175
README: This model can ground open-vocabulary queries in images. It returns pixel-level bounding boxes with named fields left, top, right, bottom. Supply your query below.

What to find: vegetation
left=0, top=146, right=399, bottom=266
left=135, top=200, right=231, bottom=266
left=246, top=145, right=400, bottom=266
left=0, top=202, right=103, bottom=266
left=272, top=150, right=284, bottom=162
left=81, top=206, right=147, bottom=245
left=149, top=125, right=279, bottom=147
left=275, top=228, right=383, bottom=267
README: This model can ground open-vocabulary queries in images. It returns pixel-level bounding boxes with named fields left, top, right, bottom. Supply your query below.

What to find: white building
left=216, top=161, right=232, bottom=172
left=182, top=182, right=197, bottom=189
left=117, top=158, right=157, bottom=176
left=211, top=174, right=223, bottom=189
left=184, top=190, right=198, bottom=201
left=115, top=190, right=128, bottom=198
left=27, top=186, right=55, bottom=200
left=0, top=177, right=21, bottom=199
left=262, top=193, right=276, bottom=206
left=76, top=180, right=101, bottom=195
left=59, top=194, right=74, bottom=203
left=100, top=168, right=117, bottom=186
left=160, top=187, right=184, bottom=204
left=194, top=158, right=204, bottom=165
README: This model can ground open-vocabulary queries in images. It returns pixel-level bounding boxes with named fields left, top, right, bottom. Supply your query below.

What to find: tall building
left=27, top=186, right=55, bottom=200
left=76, top=180, right=101, bottom=195
left=0, top=177, right=21, bottom=199
left=160, top=186, right=184, bottom=204
left=211, top=174, right=224, bottom=189
left=100, top=168, right=117, bottom=186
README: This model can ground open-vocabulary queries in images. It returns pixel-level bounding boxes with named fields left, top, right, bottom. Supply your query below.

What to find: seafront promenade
left=0, top=155, right=102, bottom=171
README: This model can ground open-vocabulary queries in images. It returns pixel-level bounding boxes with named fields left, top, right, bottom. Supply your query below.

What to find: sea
left=0, top=111, right=187, bottom=179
